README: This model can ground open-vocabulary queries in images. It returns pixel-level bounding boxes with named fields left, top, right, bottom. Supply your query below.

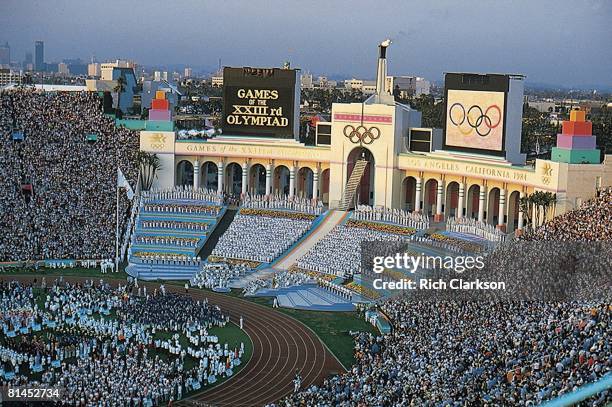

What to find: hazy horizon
left=1, top=0, right=611, bottom=89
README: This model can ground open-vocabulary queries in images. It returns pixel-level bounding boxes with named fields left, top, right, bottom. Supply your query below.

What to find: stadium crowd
left=0, top=89, right=139, bottom=261
left=280, top=189, right=612, bottom=406
left=0, top=279, right=245, bottom=405
left=523, top=187, right=612, bottom=241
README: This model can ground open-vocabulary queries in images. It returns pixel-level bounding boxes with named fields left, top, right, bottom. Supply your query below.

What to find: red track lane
left=5, top=276, right=345, bottom=407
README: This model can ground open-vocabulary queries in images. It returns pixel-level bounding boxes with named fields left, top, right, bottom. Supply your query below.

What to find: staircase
left=338, top=159, right=368, bottom=210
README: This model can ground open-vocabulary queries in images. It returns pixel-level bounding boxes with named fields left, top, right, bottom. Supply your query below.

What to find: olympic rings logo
left=343, top=125, right=381, bottom=145
left=448, top=103, right=502, bottom=137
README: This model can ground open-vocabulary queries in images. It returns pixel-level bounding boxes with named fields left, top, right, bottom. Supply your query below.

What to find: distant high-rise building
left=184, top=67, right=192, bottom=78
left=0, top=69, right=23, bottom=86
left=100, top=60, right=136, bottom=80
left=58, top=62, right=70, bottom=75
left=88, top=62, right=101, bottom=77
left=34, top=41, right=44, bottom=71
left=154, top=71, right=168, bottom=82
left=0, top=42, right=10, bottom=65
left=23, top=52, right=33, bottom=71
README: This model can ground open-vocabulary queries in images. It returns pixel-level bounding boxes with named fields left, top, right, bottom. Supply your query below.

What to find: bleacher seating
left=126, top=188, right=225, bottom=280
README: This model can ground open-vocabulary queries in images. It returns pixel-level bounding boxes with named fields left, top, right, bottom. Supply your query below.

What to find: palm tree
left=138, top=152, right=161, bottom=191
left=541, top=191, right=557, bottom=223
left=113, top=74, right=127, bottom=116
left=519, top=195, right=533, bottom=230
left=525, top=191, right=557, bottom=229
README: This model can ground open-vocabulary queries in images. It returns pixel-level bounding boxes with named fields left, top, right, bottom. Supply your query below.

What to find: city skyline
left=1, top=0, right=611, bottom=89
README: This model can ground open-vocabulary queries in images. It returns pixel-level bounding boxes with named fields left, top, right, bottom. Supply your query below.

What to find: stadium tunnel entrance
left=347, top=147, right=375, bottom=206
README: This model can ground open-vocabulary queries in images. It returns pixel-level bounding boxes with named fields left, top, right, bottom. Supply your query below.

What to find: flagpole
left=115, top=170, right=120, bottom=273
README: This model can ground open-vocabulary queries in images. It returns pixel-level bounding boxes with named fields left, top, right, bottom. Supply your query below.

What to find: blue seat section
left=126, top=199, right=226, bottom=280
left=250, top=283, right=355, bottom=311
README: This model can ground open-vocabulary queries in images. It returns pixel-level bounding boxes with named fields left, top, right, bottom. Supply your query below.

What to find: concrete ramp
left=273, top=210, right=348, bottom=270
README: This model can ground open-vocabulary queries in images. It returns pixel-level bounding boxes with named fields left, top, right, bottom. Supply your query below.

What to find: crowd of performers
left=0, top=278, right=245, bottom=405
left=211, top=212, right=313, bottom=264
left=191, top=263, right=253, bottom=290
left=141, top=186, right=224, bottom=206
left=353, top=205, right=430, bottom=230
left=295, top=224, right=406, bottom=277
left=242, top=194, right=324, bottom=215
left=0, top=89, right=139, bottom=261
left=446, top=216, right=508, bottom=242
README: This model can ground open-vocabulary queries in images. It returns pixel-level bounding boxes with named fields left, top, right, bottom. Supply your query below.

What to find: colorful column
left=193, top=160, right=200, bottom=190
left=312, top=169, right=319, bottom=200
left=241, top=162, right=248, bottom=195
left=457, top=182, right=465, bottom=219
left=551, top=110, right=600, bottom=164
left=497, top=188, right=506, bottom=231
left=414, top=177, right=422, bottom=213
left=478, top=185, right=486, bottom=223
left=265, top=164, right=272, bottom=195
left=289, top=167, right=296, bottom=197
left=516, top=191, right=525, bottom=235
left=434, top=179, right=444, bottom=222
left=217, top=161, right=224, bottom=193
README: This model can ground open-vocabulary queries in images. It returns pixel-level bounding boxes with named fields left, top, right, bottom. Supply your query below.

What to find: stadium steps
left=255, top=284, right=355, bottom=311
left=338, top=159, right=368, bottom=211
left=129, top=244, right=197, bottom=255
left=305, top=286, right=351, bottom=303
left=125, top=263, right=198, bottom=281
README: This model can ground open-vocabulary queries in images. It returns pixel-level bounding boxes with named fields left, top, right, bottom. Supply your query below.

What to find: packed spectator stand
left=0, top=89, right=139, bottom=262
left=279, top=189, right=612, bottom=406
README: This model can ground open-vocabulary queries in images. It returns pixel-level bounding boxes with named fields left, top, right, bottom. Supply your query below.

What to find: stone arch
left=402, top=176, right=417, bottom=211
left=487, top=187, right=500, bottom=225
left=224, top=162, right=243, bottom=195
left=445, top=181, right=460, bottom=219
left=346, top=146, right=375, bottom=206
left=297, top=167, right=314, bottom=199
left=466, top=184, right=480, bottom=219
left=321, top=168, right=330, bottom=204
left=200, top=161, right=218, bottom=190
left=423, top=179, right=438, bottom=216
left=249, top=163, right=266, bottom=195
left=507, top=190, right=521, bottom=232
left=273, top=165, right=290, bottom=195
left=176, top=160, right=194, bottom=187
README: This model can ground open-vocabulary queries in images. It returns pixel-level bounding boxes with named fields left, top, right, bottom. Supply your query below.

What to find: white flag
left=117, top=168, right=134, bottom=200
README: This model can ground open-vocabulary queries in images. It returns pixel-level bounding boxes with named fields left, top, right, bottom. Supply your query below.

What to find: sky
left=1, top=0, right=611, bottom=88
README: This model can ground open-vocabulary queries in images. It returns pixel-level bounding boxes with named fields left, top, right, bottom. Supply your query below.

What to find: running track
left=7, top=276, right=345, bottom=406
